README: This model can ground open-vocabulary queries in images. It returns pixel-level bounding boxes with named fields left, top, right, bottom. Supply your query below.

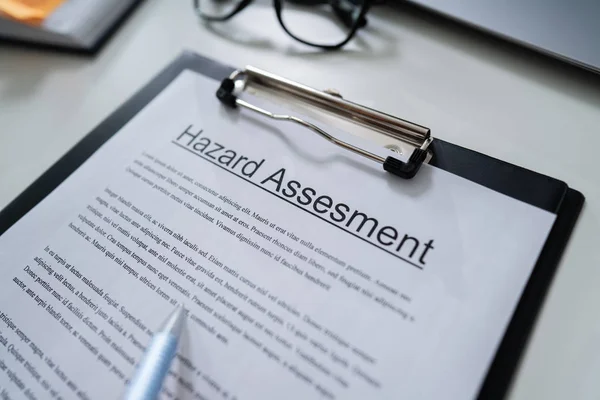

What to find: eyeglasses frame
left=193, top=0, right=373, bottom=49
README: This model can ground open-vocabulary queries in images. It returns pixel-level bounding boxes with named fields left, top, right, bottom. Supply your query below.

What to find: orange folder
left=0, top=0, right=66, bottom=25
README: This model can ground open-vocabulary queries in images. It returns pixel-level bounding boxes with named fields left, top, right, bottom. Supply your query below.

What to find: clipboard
left=0, top=51, right=584, bottom=399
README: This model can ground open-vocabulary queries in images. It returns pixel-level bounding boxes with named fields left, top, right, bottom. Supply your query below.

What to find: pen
left=124, top=304, right=185, bottom=400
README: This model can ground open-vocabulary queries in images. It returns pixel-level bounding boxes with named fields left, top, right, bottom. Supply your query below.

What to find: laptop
left=407, top=0, right=600, bottom=74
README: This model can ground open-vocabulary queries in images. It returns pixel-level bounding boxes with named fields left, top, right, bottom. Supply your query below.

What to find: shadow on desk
left=200, top=16, right=398, bottom=60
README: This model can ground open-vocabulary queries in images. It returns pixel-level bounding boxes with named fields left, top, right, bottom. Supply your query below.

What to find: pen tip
left=159, top=304, right=185, bottom=337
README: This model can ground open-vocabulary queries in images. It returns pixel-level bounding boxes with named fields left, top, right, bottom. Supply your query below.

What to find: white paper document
left=0, top=71, right=556, bottom=400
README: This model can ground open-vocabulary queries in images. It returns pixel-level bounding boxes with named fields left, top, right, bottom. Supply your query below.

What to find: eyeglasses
left=193, top=0, right=373, bottom=50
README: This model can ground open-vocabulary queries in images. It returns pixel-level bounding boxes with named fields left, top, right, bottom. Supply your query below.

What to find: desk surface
left=1, top=1, right=600, bottom=398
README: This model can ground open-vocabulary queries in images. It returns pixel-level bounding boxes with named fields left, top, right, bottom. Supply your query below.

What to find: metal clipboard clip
left=216, top=66, right=433, bottom=179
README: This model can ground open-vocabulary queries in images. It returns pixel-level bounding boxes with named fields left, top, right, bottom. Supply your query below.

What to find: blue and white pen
left=123, top=304, right=185, bottom=400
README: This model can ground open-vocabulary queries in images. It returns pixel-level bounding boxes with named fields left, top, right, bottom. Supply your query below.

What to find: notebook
left=0, top=0, right=143, bottom=53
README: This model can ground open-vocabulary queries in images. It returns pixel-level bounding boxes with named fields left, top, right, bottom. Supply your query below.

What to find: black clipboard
left=0, top=51, right=584, bottom=399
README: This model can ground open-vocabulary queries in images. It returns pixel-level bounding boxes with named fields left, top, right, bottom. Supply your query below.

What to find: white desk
left=1, top=1, right=599, bottom=398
